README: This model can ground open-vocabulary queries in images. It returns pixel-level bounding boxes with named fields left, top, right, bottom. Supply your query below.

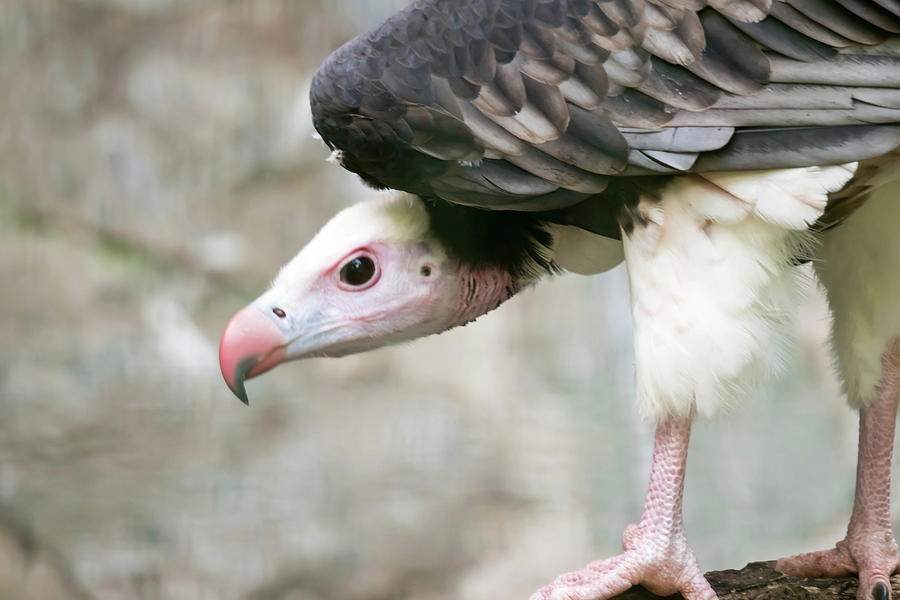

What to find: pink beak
left=219, top=305, right=288, bottom=405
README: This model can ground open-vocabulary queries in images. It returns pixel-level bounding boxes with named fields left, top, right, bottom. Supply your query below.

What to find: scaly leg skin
left=777, top=342, right=900, bottom=600
left=530, top=418, right=716, bottom=600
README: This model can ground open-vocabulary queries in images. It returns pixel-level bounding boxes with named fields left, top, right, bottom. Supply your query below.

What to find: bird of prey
left=218, top=1, right=900, bottom=599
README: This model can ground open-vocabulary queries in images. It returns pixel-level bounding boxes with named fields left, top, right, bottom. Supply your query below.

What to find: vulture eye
left=340, top=255, right=377, bottom=287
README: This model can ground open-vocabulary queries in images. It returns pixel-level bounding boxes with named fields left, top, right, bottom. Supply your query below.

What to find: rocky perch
left=621, top=562, right=897, bottom=600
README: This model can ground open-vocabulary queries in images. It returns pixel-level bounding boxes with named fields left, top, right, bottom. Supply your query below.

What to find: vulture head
left=218, top=191, right=560, bottom=404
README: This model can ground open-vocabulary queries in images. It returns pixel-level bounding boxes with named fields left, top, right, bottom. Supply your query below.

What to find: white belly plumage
left=548, top=162, right=899, bottom=421
left=817, top=173, right=900, bottom=407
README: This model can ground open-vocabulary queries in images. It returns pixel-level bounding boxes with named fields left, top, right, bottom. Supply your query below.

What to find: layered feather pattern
left=310, top=0, right=900, bottom=231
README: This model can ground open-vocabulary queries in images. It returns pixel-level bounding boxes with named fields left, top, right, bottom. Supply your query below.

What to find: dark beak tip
left=228, top=356, right=260, bottom=407
left=235, top=385, right=250, bottom=406
left=225, top=374, right=250, bottom=406
left=220, top=303, right=290, bottom=407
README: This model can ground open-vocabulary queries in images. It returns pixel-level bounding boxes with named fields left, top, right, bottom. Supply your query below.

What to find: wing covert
left=310, top=0, right=900, bottom=212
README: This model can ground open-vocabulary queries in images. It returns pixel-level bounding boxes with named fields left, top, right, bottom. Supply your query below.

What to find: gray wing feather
left=310, top=0, right=900, bottom=213
left=854, top=87, right=900, bottom=105
left=711, top=84, right=855, bottom=108
left=785, top=0, right=889, bottom=43
left=768, top=3, right=856, bottom=46
left=627, top=149, right=681, bottom=172
left=707, top=0, right=771, bottom=21
left=636, top=58, right=722, bottom=110
left=728, top=15, right=838, bottom=60
left=872, top=0, right=900, bottom=17
left=837, top=0, right=900, bottom=32
left=642, top=149, right=700, bottom=169
left=621, top=126, right=735, bottom=150
left=694, top=124, right=900, bottom=169
left=770, top=54, right=900, bottom=85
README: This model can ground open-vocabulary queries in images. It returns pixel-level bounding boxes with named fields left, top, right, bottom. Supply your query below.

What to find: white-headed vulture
left=218, top=1, right=900, bottom=599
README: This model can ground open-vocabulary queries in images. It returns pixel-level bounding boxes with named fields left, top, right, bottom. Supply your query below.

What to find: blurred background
left=0, top=1, right=883, bottom=599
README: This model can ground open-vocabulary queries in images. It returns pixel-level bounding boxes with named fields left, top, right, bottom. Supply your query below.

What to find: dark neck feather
left=421, top=198, right=555, bottom=280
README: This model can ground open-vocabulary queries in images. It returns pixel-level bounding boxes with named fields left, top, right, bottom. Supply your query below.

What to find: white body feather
left=816, top=174, right=900, bottom=407
left=553, top=165, right=858, bottom=421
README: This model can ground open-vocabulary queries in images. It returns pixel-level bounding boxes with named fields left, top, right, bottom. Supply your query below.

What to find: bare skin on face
left=219, top=194, right=523, bottom=403
left=449, top=263, right=517, bottom=329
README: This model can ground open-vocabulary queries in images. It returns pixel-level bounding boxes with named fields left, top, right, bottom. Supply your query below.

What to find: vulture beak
left=219, top=305, right=288, bottom=405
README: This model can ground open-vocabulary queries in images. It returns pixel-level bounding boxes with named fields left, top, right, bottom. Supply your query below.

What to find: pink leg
left=530, top=418, right=716, bottom=600
left=777, top=341, right=900, bottom=600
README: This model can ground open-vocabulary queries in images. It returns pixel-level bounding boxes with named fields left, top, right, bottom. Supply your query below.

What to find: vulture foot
left=777, top=342, right=900, bottom=600
left=528, top=524, right=715, bottom=600
left=776, top=534, right=899, bottom=600
left=530, top=418, right=715, bottom=600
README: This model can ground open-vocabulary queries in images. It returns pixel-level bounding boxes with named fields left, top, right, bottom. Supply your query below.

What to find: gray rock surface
left=623, top=563, right=899, bottom=600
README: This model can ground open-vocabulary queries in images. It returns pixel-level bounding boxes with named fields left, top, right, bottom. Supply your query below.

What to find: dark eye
left=340, top=256, right=376, bottom=287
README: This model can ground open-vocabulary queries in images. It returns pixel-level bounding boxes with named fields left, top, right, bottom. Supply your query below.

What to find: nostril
left=420, top=265, right=432, bottom=277
left=272, top=307, right=286, bottom=318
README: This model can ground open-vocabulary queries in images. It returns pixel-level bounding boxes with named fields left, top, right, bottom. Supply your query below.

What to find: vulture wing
left=310, top=0, right=900, bottom=226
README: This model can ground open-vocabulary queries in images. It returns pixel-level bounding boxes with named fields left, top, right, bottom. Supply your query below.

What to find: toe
left=856, top=556, right=896, bottom=600
left=529, top=553, right=648, bottom=600
left=530, top=549, right=717, bottom=600
left=681, top=570, right=718, bottom=600
left=535, top=558, right=636, bottom=600
left=776, top=548, right=855, bottom=578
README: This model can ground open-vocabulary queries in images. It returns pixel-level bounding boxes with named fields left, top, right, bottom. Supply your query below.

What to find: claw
left=873, top=582, right=890, bottom=600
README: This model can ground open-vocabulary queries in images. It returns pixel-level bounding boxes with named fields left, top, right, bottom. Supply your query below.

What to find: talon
left=873, top=582, right=890, bottom=600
